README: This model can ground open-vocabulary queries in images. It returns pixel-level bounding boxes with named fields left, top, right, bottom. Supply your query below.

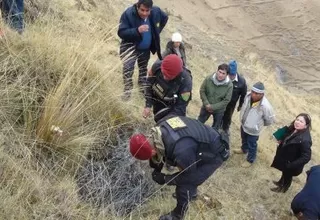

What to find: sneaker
left=233, top=149, right=246, bottom=154
left=241, top=160, right=253, bottom=168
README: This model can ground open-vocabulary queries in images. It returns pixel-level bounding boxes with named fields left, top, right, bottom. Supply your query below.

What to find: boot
left=281, top=184, right=290, bottom=193
left=272, top=181, right=281, bottom=186
left=270, top=186, right=283, bottom=193
left=159, top=212, right=182, bottom=220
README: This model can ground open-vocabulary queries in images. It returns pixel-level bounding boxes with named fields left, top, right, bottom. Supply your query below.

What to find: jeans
left=198, top=106, right=224, bottom=130
left=1, top=0, right=24, bottom=33
left=240, top=126, right=259, bottom=163
left=120, top=44, right=150, bottom=95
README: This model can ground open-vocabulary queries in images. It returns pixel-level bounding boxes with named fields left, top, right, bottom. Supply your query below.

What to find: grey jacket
left=240, top=93, right=275, bottom=136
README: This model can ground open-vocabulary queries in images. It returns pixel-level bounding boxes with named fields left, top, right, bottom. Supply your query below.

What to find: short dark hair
left=137, top=0, right=153, bottom=8
left=217, top=63, right=229, bottom=74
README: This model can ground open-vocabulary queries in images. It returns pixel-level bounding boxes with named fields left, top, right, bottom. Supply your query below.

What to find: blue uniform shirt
left=137, top=18, right=152, bottom=50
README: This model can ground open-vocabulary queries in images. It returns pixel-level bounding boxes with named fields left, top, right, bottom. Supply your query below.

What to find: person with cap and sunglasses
left=118, top=0, right=168, bottom=100
left=143, top=54, right=192, bottom=122
left=129, top=115, right=229, bottom=220
left=233, top=82, right=275, bottom=168
left=270, top=113, right=312, bottom=193
left=291, top=165, right=320, bottom=220
left=221, top=60, right=247, bottom=136
left=162, top=32, right=187, bottom=67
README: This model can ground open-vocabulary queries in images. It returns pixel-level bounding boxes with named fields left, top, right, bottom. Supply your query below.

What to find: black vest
left=151, top=70, right=182, bottom=101
left=157, top=116, right=227, bottom=165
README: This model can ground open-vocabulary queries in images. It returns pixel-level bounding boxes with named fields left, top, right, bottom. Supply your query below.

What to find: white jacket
left=240, top=93, right=275, bottom=136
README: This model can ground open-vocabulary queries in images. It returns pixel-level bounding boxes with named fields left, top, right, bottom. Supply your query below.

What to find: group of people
left=118, top=0, right=319, bottom=219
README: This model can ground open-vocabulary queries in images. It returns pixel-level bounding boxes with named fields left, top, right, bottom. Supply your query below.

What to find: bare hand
left=143, top=107, right=151, bottom=118
left=205, top=104, right=213, bottom=113
left=138, top=24, right=149, bottom=33
left=147, top=68, right=153, bottom=77
left=295, top=212, right=304, bottom=220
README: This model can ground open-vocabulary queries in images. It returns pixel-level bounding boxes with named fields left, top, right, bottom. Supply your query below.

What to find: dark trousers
left=120, top=45, right=150, bottom=95
left=198, top=106, right=224, bottom=130
left=240, top=126, right=259, bottom=163
left=278, top=172, right=293, bottom=190
left=1, top=0, right=24, bottom=33
left=221, top=102, right=236, bottom=131
left=173, top=155, right=223, bottom=218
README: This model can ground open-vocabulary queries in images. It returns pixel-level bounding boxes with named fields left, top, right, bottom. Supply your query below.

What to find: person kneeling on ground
left=129, top=115, right=229, bottom=220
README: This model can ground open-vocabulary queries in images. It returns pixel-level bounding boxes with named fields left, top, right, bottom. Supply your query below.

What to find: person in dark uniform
left=117, top=0, right=168, bottom=100
left=291, top=165, right=320, bottom=220
left=143, top=54, right=192, bottom=122
left=221, top=60, right=247, bottom=135
left=129, top=115, right=229, bottom=220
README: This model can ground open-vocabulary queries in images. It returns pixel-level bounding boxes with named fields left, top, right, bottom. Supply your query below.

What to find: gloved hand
left=237, top=106, right=242, bottom=112
left=149, top=159, right=164, bottom=172
left=152, top=170, right=166, bottom=185
left=159, top=212, right=182, bottom=220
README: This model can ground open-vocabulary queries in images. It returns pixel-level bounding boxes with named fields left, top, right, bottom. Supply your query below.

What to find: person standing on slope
left=271, top=113, right=312, bottom=193
left=198, top=63, right=233, bottom=130
left=233, top=82, right=275, bottom=168
left=117, top=0, right=168, bottom=100
left=162, top=32, right=187, bottom=67
left=221, top=60, right=247, bottom=136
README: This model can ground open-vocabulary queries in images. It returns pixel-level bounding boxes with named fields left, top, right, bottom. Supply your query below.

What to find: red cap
left=129, top=134, right=153, bottom=160
left=161, top=54, right=183, bottom=80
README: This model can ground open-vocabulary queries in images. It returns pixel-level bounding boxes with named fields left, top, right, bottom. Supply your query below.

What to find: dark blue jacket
left=117, top=4, right=168, bottom=59
left=291, top=165, right=320, bottom=220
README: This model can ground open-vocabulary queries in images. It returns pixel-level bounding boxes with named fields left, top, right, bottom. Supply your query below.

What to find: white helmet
left=171, top=32, right=182, bottom=42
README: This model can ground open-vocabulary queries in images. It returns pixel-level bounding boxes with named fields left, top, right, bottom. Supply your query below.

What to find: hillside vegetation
left=0, top=0, right=319, bottom=219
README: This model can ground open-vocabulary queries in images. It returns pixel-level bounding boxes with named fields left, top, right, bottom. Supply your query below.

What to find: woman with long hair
left=271, top=113, right=312, bottom=193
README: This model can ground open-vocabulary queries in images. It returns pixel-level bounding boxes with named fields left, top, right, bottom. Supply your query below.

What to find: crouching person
left=291, top=165, right=320, bottom=220
left=129, top=115, right=229, bottom=220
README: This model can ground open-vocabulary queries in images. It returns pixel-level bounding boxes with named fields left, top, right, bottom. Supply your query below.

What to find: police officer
left=142, top=54, right=192, bottom=122
left=129, top=115, right=229, bottom=220
left=291, top=165, right=320, bottom=220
